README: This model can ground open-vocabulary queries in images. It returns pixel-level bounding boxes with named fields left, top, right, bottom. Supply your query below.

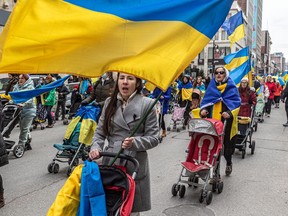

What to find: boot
left=161, top=130, right=167, bottom=137
left=0, top=191, right=4, bottom=208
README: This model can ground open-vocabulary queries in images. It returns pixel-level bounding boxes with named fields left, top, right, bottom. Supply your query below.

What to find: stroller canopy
left=189, top=118, right=223, bottom=136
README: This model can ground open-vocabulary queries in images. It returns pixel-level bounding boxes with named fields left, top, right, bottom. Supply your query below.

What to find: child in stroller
left=171, top=118, right=225, bottom=205
left=255, top=78, right=270, bottom=123
left=32, top=95, right=47, bottom=130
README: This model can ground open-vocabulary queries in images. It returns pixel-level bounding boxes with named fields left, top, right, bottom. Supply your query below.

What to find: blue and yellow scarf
left=200, top=77, right=240, bottom=139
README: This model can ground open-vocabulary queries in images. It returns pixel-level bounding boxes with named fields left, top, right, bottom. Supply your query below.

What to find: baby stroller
left=32, top=103, right=47, bottom=130
left=255, top=97, right=265, bottom=123
left=171, top=118, right=225, bottom=205
left=1, top=104, right=28, bottom=158
left=48, top=103, right=101, bottom=176
left=235, top=109, right=256, bottom=159
left=98, top=152, right=139, bottom=216
left=155, top=101, right=164, bottom=143
left=167, top=103, right=186, bottom=132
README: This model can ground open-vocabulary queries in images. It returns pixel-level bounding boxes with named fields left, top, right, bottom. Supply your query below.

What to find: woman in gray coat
left=89, top=73, right=159, bottom=214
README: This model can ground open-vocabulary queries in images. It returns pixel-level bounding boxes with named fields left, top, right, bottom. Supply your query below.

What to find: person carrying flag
left=200, top=67, right=240, bottom=176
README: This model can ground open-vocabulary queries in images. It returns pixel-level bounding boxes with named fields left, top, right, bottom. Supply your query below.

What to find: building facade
left=271, top=52, right=286, bottom=75
left=260, top=30, right=272, bottom=75
left=251, top=0, right=263, bottom=73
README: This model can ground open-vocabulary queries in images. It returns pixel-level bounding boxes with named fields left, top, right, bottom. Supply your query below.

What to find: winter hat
left=241, top=77, right=249, bottom=83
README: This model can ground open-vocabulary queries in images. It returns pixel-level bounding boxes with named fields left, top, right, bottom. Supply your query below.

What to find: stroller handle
left=99, top=152, right=140, bottom=179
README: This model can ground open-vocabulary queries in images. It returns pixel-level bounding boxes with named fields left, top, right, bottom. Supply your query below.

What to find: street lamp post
left=212, top=40, right=219, bottom=73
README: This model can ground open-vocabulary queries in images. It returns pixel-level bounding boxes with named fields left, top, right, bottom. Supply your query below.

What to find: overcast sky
left=262, top=0, right=288, bottom=59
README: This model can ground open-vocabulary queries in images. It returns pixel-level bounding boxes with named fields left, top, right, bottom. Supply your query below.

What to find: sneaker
left=46, top=124, right=54, bottom=128
left=225, top=164, right=232, bottom=176
left=283, top=123, right=288, bottom=127
left=267, top=114, right=270, bottom=118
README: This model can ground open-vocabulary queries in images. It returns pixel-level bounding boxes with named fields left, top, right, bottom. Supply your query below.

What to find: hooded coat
left=13, top=78, right=36, bottom=118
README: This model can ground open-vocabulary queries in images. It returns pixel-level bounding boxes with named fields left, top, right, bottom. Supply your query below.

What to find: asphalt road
left=0, top=104, right=288, bottom=216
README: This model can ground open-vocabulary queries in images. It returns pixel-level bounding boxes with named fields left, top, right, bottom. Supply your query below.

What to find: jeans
left=45, top=105, right=53, bottom=125
left=158, top=114, right=166, bottom=130
left=265, top=99, right=273, bottom=114
left=55, top=100, right=66, bottom=120
left=18, top=115, right=34, bottom=146
left=285, top=104, right=288, bottom=122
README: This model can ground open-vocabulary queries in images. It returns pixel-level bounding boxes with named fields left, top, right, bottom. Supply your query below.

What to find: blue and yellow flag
left=64, top=104, right=101, bottom=146
left=9, top=75, right=70, bottom=103
left=0, top=0, right=233, bottom=91
left=224, top=46, right=249, bottom=70
left=282, top=71, right=288, bottom=83
left=230, top=59, right=251, bottom=85
left=222, top=11, right=245, bottom=46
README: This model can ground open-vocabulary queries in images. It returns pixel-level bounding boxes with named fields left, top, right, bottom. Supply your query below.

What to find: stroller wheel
left=206, top=191, right=213, bottom=205
left=189, top=176, right=198, bottom=188
left=241, top=149, right=246, bottom=159
left=47, top=163, right=54, bottom=173
left=41, top=126, right=45, bottom=130
left=67, top=166, right=75, bottom=177
left=53, top=163, right=60, bottom=174
left=171, top=184, right=178, bottom=196
left=63, top=119, right=69, bottom=125
left=13, top=145, right=25, bottom=158
left=199, top=189, right=205, bottom=203
left=217, top=181, right=224, bottom=194
left=33, top=124, right=37, bottom=129
left=212, top=181, right=217, bottom=192
left=178, top=185, right=186, bottom=198
left=251, top=141, right=256, bottom=155
left=68, top=158, right=79, bottom=166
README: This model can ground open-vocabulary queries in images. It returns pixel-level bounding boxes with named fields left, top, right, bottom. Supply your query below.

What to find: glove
left=81, top=100, right=89, bottom=106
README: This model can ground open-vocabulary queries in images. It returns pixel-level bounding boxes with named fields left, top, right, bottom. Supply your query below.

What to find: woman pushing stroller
left=200, top=67, right=240, bottom=176
left=238, top=77, right=257, bottom=135
left=89, top=73, right=159, bottom=215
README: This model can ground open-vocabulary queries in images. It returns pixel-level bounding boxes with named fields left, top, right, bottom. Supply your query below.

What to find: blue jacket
left=152, top=87, right=171, bottom=114
left=77, top=161, right=107, bottom=216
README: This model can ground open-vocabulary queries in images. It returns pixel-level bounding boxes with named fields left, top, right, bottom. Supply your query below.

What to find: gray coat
left=91, top=94, right=159, bottom=212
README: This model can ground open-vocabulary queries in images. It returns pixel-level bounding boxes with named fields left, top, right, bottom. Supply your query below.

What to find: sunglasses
left=214, top=71, right=225, bottom=75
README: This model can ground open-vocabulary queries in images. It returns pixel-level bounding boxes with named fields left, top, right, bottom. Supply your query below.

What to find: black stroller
left=1, top=104, right=28, bottom=158
left=235, top=106, right=256, bottom=159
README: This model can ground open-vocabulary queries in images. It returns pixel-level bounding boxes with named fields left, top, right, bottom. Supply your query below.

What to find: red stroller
left=171, top=118, right=225, bottom=205
left=99, top=152, right=139, bottom=216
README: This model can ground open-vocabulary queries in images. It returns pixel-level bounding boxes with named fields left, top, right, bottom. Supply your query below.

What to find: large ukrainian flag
left=229, top=58, right=251, bottom=85
left=224, top=46, right=249, bottom=70
left=222, top=11, right=245, bottom=46
left=0, top=0, right=233, bottom=91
